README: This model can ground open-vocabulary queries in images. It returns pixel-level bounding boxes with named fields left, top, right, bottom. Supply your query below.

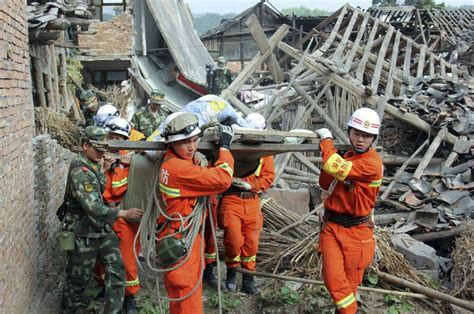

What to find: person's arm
left=243, top=156, right=275, bottom=192
left=70, top=167, right=118, bottom=225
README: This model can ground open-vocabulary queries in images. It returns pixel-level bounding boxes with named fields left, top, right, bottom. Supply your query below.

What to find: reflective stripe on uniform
left=241, top=255, right=256, bottom=262
left=254, top=158, right=263, bottom=177
left=322, top=153, right=352, bottom=181
left=225, top=255, right=241, bottom=262
left=205, top=253, right=217, bottom=259
left=125, top=277, right=139, bottom=287
left=335, top=293, right=356, bottom=309
left=159, top=182, right=181, bottom=198
left=217, top=163, right=234, bottom=177
left=111, top=177, right=128, bottom=188
left=369, top=178, right=382, bottom=187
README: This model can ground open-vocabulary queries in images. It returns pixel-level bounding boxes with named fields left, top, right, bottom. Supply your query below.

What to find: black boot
left=241, top=274, right=259, bottom=295
left=226, top=267, right=238, bottom=292
left=203, top=262, right=218, bottom=288
left=123, top=295, right=139, bottom=314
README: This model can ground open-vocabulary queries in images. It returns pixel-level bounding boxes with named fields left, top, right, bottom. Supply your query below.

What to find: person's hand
left=232, top=178, right=251, bottom=190
left=315, top=128, right=333, bottom=140
left=102, top=156, right=117, bottom=172
left=217, top=125, right=234, bottom=150
left=118, top=208, right=144, bottom=223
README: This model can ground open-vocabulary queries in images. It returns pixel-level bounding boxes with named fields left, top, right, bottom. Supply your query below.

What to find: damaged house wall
left=0, top=1, right=36, bottom=311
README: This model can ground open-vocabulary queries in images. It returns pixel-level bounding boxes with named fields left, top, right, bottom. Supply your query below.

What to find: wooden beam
left=412, top=128, right=447, bottom=180
left=245, top=14, right=284, bottom=83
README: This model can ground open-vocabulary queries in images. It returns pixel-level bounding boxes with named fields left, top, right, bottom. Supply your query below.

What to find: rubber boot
left=226, top=267, right=238, bottom=292
left=241, top=274, right=259, bottom=295
left=123, top=295, right=139, bottom=314
left=203, top=262, right=218, bottom=289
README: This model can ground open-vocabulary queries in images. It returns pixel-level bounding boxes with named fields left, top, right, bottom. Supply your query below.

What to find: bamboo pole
left=33, top=57, right=47, bottom=107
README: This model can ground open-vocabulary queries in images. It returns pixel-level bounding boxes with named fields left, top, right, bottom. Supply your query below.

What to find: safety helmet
left=217, top=56, right=226, bottom=67
left=93, top=104, right=120, bottom=127
left=162, top=112, right=201, bottom=143
left=149, top=89, right=165, bottom=104
left=156, top=236, right=187, bottom=266
left=245, top=112, right=266, bottom=130
left=347, top=108, right=381, bottom=135
left=80, top=90, right=98, bottom=111
left=105, top=116, right=131, bottom=139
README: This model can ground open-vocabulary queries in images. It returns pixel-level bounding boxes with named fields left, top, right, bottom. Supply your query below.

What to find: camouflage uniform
left=211, top=67, right=233, bottom=95
left=130, top=106, right=165, bottom=138
left=79, top=90, right=104, bottom=127
left=60, top=127, right=125, bottom=313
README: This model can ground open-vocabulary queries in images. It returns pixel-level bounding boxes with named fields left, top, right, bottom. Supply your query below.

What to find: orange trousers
left=164, top=233, right=203, bottom=314
left=204, top=202, right=218, bottom=265
left=219, top=195, right=263, bottom=271
left=318, top=222, right=375, bottom=314
left=95, top=218, right=141, bottom=296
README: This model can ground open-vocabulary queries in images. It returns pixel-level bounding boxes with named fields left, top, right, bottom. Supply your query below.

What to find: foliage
left=280, top=285, right=300, bottom=304
left=281, top=6, right=331, bottom=16
left=193, top=13, right=237, bottom=35
left=372, top=0, right=445, bottom=9
left=66, top=58, right=83, bottom=92
left=205, top=288, right=242, bottom=311
left=384, top=294, right=415, bottom=314
left=135, top=288, right=167, bottom=314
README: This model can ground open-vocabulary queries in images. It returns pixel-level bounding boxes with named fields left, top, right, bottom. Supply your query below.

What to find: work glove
left=232, top=177, right=252, bottom=191
left=217, top=125, right=234, bottom=150
left=315, top=128, right=333, bottom=140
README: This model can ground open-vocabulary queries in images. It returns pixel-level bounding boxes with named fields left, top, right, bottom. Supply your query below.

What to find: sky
left=185, top=0, right=472, bottom=14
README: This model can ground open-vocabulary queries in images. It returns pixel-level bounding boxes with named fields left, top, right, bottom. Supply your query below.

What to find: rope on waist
left=324, top=209, right=372, bottom=228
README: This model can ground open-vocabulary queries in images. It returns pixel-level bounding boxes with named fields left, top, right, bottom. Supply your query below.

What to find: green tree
left=281, top=6, right=331, bottom=16
left=405, top=0, right=445, bottom=9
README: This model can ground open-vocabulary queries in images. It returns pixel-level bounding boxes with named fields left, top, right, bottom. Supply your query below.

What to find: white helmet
left=105, top=116, right=130, bottom=139
left=162, top=112, right=201, bottom=143
left=347, top=108, right=381, bottom=135
left=245, top=112, right=266, bottom=130
left=94, top=104, right=120, bottom=127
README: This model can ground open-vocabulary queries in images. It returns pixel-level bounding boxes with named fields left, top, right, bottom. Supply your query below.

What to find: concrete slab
left=266, top=188, right=310, bottom=216
left=390, top=233, right=440, bottom=275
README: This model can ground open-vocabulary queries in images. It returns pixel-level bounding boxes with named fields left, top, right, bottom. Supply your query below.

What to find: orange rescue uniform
left=318, top=139, right=383, bottom=314
left=96, top=151, right=141, bottom=296
left=158, top=148, right=234, bottom=314
left=219, top=156, right=275, bottom=271
left=204, top=195, right=218, bottom=265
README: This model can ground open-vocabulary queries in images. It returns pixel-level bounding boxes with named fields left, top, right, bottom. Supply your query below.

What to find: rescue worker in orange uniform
left=219, top=113, right=275, bottom=294
left=96, top=116, right=141, bottom=313
left=158, top=112, right=234, bottom=313
left=316, top=108, right=383, bottom=314
left=202, top=194, right=219, bottom=288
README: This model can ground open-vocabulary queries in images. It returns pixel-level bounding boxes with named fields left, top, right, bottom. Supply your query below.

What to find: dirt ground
left=30, top=259, right=456, bottom=314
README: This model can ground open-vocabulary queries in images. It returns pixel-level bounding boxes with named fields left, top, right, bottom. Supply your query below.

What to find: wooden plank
left=316, top=4, right=348, bottom=55
left=385, top=31, right=401, bottom=97
left=440, top=58, right=447, bottom=79
left=227, top=94, right=253, bottom=115
left=221, top=25, right=289, bottom=99
left=245, top=14, right=284, bottom=84
left=412, top=128, right=447, bottom=180
left=344, top=14, right=370, bottom=68
left=416, top=9, right=428, bottom=46
left=293, top=152, right=320, bottom=175
left=33, top=57, right=47, bottom=107
left=403, top=39, right=412, bottom=78
left=332, top=10, right=359, bottom=61
left=49, top=45, right=60, bottom=110
left=429, top=53, right=435, bottom=77
left=356, top=19, right=379, bottom=81
left=371, top=26, right=394, bottom=92
left=452, top=65, right=458, bottom=81
left=293, top=82, right=350, bottom=144
left=416, top=45, right=426, bottom=78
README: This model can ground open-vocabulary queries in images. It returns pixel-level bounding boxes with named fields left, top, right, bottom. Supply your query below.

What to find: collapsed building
left=0, top=0, right=473, bottom=311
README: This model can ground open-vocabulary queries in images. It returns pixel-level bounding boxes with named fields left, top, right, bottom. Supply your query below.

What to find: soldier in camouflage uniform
left=60, top=126, right=143, bottom=313
left=211, top=56, right=233, bottom=95
left=130, top=89, right=167, bottom=138
left=80, top=90, right=105, bottom=127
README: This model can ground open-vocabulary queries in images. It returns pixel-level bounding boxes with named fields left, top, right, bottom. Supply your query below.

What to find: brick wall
left=79, top=12, right=133, bottom=57
left=0, top=0, right=35, bottom=311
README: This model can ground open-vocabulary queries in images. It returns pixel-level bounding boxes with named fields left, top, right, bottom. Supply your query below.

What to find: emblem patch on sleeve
left=83, top=182, right=93, bottom=193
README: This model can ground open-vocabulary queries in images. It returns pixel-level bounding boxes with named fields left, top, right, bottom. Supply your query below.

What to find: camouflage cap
left=80, top=90, right=96, bottom=104
left=84, top=126, right=107, bottom=151
left=150, top=89, right=165, bottom=103
left=217, top=56, right=226, bottom=66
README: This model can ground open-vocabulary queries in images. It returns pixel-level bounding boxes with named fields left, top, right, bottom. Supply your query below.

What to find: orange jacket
left=158, top=148, right=234, bottom=229
left=319, top=139, right=383, bottom=217
left=103, top=151, right=130, bottom=206
left=241, top=156, right=275, bottom=192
